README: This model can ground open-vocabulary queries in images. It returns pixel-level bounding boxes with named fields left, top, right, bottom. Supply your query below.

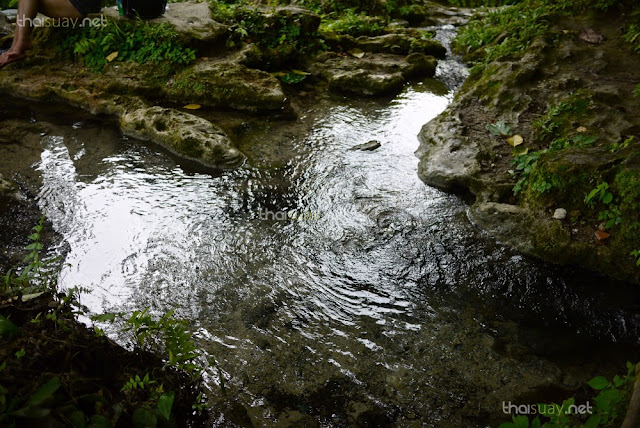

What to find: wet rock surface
left=417, top=15, right=640, bottom=283
left=313, top=52, right=438, bottom=96
left=120, top=106, right=245, bottom=169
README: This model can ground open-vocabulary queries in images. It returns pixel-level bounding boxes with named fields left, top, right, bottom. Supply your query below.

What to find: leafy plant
left=611, top=136, right=634, bottom=153
left=511, top=151, right=543, bottom=194
left=585, top=182, right=613, bottom=208
left=320, top=9, right=386, bottom=37
left=487, top=120, right=514, bottom=137
left=57, top=19, right=196, bottom=72
left=500, top=362, right=636, bottom=427
left=631, top=249, right=640, bottom=266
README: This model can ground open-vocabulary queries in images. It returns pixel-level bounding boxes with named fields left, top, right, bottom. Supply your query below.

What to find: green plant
left=634, top=84, right=640, bottom=98
left=93, top=309, right=203, bottom=377
left=57, top=19, right=196, bottom=72
left=611, top=136, right=634, bottom=152
left=511, top=151, right=543, bottom=194
left=631, top=249, right=640, bottom=266
left=320, top=9, right=386, bottom=37
left=2, top=216, right=60, bottom=297
left=585, top=182, right=613, bottom=208
left=500, top=362, right=636, bottom=428
left=623, top=21, right=640, bottom=52
left=487, top=120, right=514, bottom=137
left=599, top=205, right=623, bottom=229
left=533, top=95, right=591, bottom=141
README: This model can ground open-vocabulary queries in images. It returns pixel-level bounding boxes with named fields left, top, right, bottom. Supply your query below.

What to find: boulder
left=0, top=11, right=12, bottom=36
left=166, top=61, right=289, bottom=112
left=120, top=106, right=245, bottom=169
left=102, top=2, right=228, bottom=46
left=314, top=52, right=437, bottom=96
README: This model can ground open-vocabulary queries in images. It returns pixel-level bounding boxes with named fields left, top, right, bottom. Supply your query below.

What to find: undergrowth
left=54, top=19, right=196, bottom=72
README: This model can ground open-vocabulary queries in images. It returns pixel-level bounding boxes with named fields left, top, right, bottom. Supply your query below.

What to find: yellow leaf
left=106, top=51, right=118, bottom=62
left=507, top=134, right=523, bottom=147
left=183, top=104, right=201, bottom=110
left=349, top=49, right=365, bottom=58
left=292, top=69, right=311, bottom=76
left=270, top=71, right=287, bottom=78
left=576, top=126, right=587, bottom=133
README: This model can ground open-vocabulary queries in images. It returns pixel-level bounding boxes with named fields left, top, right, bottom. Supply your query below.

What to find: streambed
left=1, top=28, right=640, bottom=427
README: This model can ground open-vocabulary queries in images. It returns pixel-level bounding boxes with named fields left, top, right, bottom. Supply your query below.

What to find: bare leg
left=0, top=0, right=82, bottom=67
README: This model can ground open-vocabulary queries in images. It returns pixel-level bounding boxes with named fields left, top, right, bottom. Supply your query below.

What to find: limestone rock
left=417, top=111, right=481, bottom=192
left=0, top=11, right=12, bottom=36
left=166, top=61, right=289, bottom=112
left=120, top=106, right=245, bottom=169
left=350, top=140, right=381, bottom=151
left=103, top=2, right=228, bottom=45
left=314, top=52, right=437, bottom=96
left=553, top=208, right=567, bottom=220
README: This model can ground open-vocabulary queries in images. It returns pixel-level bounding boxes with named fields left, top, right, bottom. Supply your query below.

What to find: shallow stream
left=1, top=26, right=640, bottom=428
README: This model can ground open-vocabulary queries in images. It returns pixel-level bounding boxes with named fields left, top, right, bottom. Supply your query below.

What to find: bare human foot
left=0, top=47, right=30, bottom=68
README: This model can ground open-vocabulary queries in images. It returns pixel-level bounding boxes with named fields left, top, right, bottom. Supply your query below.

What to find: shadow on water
left=1, top=50, right=640, bottom=427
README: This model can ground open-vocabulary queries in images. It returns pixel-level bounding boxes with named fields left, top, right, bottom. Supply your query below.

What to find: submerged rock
left=350, top=140, right=382, bottom=151
left=120, top=106, right=245, bottom=169
left=166, top=61, right=290, bottom=112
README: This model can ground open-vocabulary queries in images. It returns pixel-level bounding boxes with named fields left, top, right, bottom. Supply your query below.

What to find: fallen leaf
left=201, top=56, right=210, bottom=60
left=576, top=126, right=587, bottom=133
left=269, top=71, right=287, bottom=78
left=106, top=51, right=118, bottom=62
left=595, top=230, right=610, bottom=241
left=183, top=104, right=201, bottom=110
left=22, top=291, right=44, bottom=302
left=512, top=146, right=529, bottom=156
left=292, top=69, right=311, bottom=76
left=507, top=134, right=524, bottom=147
left=349, top=48, right=365, bottom=58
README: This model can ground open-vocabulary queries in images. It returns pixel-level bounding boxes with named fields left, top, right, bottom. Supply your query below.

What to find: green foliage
left=454, top=3, right=550, bottom=69
left=209, top=1, right=324, bottom=55
left=585, top=182, right=623, bottom=229
left=532, top=94, right=591, bottom=142
left=486, top=120, right=513, bottom=137
left=623, top=21, right=640, bottom=52
left=57, top=19, right=196, bottom=72
left=2, top=216, right=60, bottom=298
left=500, top=362, right=636, bottom=427
left=93, top=308, right=204, bottom=378
left=320, top=9, right=386, bottom=37
left=0, top=0, right=17, bottom=8
left=445, top=0, right=521, bottom=6
left=280, top=71, right=307, bottom=84
left=0, top=376, right=61, bottom=424
left=585, top=181, right=613, bottom=208
left=610, top=136, right=633, bottom=153
left=511, top=151, right=543, bottom=194
left=634, top=84, right=640, bottom=98
left=631, top=249, right=640, bottom=266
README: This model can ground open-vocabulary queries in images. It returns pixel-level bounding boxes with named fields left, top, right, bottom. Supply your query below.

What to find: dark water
left=1, top=27, right=639, bottom=428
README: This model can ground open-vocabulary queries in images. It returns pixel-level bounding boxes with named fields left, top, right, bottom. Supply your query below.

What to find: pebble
left=350, top=140, right=381, bottom=151
left=552, top=208, right=567, bottom=220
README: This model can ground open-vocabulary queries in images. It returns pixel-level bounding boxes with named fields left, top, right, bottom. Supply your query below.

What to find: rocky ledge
left=417, top=13, right=640, bottom=284
left=0, top=1, right=447, bottom=171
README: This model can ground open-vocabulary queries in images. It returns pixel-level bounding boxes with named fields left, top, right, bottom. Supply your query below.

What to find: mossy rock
left=120, top=106, right=245, bottom=169
left=166, top=61, right=289, bottom=112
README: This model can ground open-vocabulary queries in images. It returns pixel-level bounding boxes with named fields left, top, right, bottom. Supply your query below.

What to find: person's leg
left=0, top=0, right=82, bottom=67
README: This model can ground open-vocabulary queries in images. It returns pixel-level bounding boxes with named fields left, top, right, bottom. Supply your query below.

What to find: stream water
left=1, top=26, right=640, bottom=428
